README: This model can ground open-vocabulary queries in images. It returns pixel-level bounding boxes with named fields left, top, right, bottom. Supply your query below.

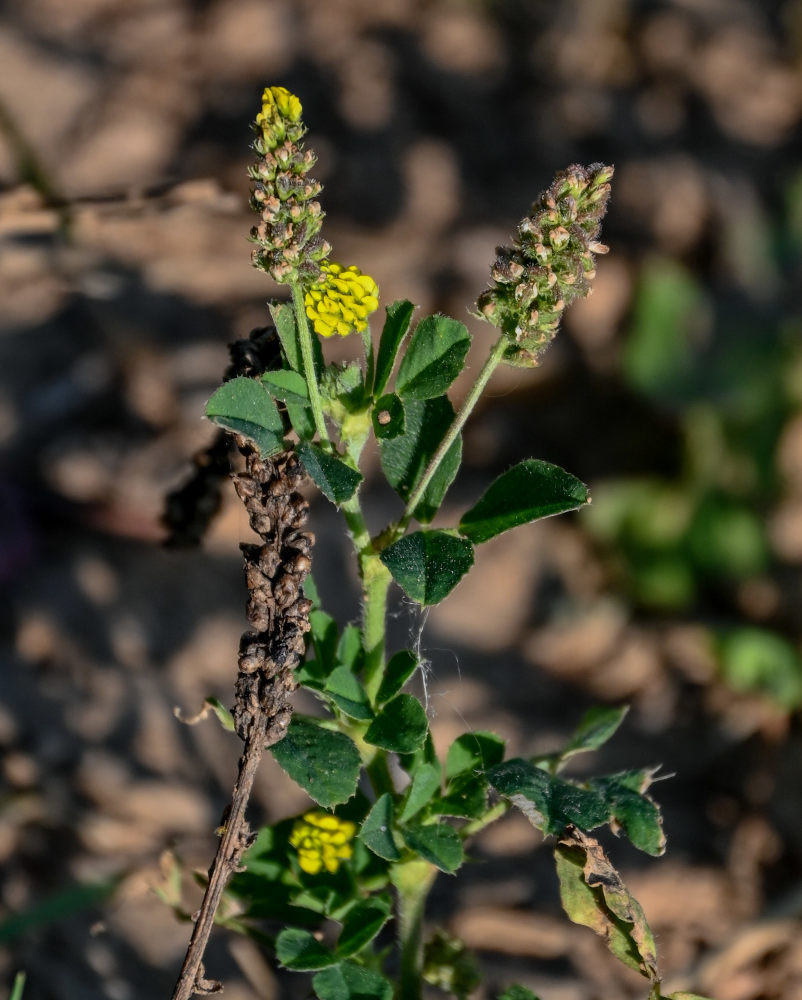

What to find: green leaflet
left=399, top=761, right=442, bottom=822
left=488, top=758, right=609, bottom=836
left=446, top=732, right=506, bottom=779
left=459, top=459, right=589, bottom=544
left=535, top=706, right=629, bottom=774
left=276, top=927, right=337, bottom=971
left=324, top=666, right=373, bottom=721
left=373, top=299, right=415, bottom=397
left=381, top=531, right=474, bottom=606
left=364, top=694, right=429, bottom=754
left=372, top=393, right=405, bottom=440
left=261, top=368, right=310, bottom=406
left=271, top=718, right=361, bottom=807
left=313, top=962, right=393, bottom=1000
left=395, top=314, right=471, bottom=400
left=271, top=301, right=324, bottom=377
left=335, top=896, right=393, bottom=959
left=375, top=650, right=419, bottom=705
left=379, top=395, right=461, bottom=523
left=298, top=443, right=363, bottom=505
left=205, top=377, right=284, bottom=457
left=360, top=793, right=401, bottom=861
left=402, top=823, right=464, bottom=874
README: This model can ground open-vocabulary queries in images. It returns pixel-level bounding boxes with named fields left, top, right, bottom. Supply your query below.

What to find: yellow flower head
left=304, top=262, right=380, bottom=338
left=289, top=810, right=357, bottom=875
left=255, top=86, right=303, bottom=149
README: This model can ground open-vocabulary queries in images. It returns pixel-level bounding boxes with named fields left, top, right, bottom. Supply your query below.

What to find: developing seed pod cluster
left=476, top=163, right=613, bottom=367
left=231, top=445, right=314, bottom=745
left=248, top=86, right=331, bottom=285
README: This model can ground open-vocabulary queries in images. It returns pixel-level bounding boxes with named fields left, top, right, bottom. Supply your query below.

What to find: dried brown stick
left=170, top=444, right=313, bottom=1000
left=171, top=712, right=269, bottom=999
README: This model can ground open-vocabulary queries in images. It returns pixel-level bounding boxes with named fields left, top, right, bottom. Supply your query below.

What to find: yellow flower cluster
left=305, top=262, right=379, bottom=338
left=255, top=86, right=303, bottom=149
left=289, top=810, right=357, bottom=875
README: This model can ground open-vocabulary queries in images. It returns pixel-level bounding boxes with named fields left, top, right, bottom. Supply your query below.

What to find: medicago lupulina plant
left=165, top=87, right=712, bottom=1000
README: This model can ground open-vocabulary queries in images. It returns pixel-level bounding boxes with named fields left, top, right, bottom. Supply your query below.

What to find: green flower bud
left=475, top=163, right=613, bottom=366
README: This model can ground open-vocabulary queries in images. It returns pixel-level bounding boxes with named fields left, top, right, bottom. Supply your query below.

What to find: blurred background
left=2, top=0, right=802, bottom=997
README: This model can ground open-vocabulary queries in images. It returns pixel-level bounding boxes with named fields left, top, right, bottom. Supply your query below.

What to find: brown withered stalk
left=171, top=443, right=313, bottom=1000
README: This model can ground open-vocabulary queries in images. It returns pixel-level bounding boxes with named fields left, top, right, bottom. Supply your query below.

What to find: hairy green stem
left=392, top=859, right=437, bottom=1000
left=397, top=332, right=508, bottom=533
left=360, top=555, right=392, bottom=704
left=291, top=282, right=330, bottom=445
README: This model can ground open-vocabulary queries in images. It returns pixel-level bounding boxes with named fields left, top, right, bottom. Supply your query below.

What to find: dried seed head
left=474, top=163, right=614, bottom=367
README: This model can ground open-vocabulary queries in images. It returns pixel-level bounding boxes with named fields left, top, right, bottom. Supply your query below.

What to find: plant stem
left=460, top=799, right=509, bottom=839
left=291, top=282, right=330, bottom=445
left=392, top=859, right=437, bottom=1000
left=171, top=712, right=270, bottom=1000
left=397, top=332, right=508, bottom=533
left=360, top=554, right=392, bottom=703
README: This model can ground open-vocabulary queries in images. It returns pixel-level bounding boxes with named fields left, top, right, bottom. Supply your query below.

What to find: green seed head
left=249, top=86, right=330, bottom=286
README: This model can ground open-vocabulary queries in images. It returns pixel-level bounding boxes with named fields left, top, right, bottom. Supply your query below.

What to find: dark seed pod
left=231, top=445, right=313, bottom=744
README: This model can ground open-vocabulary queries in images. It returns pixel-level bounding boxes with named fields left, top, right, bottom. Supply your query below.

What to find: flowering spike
left=289, top=810, right=357, bottom=875
left=249, top=86, right=330, bottom=286
left=475, top=163, right=614, bottom=367
left=304, top=262, right=380, bottom=338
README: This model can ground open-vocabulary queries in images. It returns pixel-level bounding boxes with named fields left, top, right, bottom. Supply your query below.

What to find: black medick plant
left=165, top=86, right=712, bottom=1000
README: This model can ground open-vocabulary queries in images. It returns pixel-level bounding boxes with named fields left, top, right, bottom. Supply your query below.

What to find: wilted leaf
left=555, top=827, right=659, bottom=982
